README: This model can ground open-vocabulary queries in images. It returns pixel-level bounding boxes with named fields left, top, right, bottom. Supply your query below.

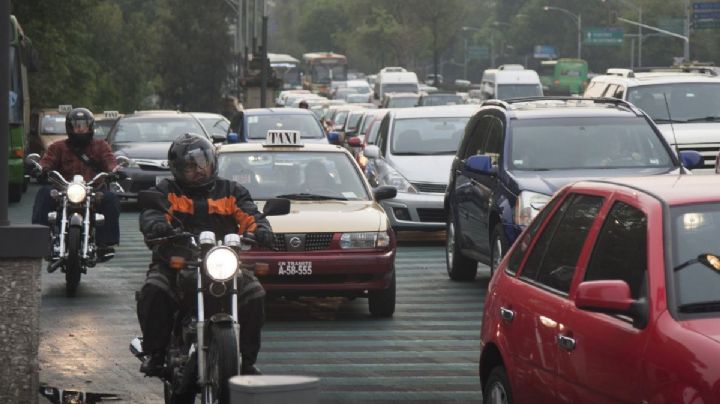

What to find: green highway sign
left=467, top=45, right=489, bottom=60
left=584, top=27, right=624, bottom=45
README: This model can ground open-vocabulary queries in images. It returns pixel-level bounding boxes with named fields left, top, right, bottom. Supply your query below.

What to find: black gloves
left=148, top=221, right=174, bottom=239
left=31, top=165, right=47, bottom=178
left=253, top=227, right=275, bottom=248
left=107, top=170, right=128, bottom=183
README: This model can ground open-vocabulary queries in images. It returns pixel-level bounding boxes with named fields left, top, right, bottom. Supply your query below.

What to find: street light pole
left=543, top=6, right=582, bottom=59
left=601, top=0, right=642, bottom=67
left=461, top=26, right=481, bottom=78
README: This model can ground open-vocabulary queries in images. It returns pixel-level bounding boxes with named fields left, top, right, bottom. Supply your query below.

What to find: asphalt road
left=11, top=184, right=490, bottom=403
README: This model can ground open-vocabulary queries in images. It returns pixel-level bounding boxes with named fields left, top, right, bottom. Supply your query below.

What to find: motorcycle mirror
left=116, top=155, right=131, bottom=168
left=137, top=190, right=170, bottom=212
left=262, top=198, right=291, bottom=217
left=26, top=153, right=41, bottom=164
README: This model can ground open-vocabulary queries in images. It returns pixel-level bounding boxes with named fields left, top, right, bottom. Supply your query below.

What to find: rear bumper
left=118, top=167, right=172, bottom=198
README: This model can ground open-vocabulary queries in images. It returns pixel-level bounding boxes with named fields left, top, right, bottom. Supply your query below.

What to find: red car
left=480, top=175, right=720, bottom=403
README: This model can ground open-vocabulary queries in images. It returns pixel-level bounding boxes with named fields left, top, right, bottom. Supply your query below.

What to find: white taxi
left=217, top=131, right=398, bottom=317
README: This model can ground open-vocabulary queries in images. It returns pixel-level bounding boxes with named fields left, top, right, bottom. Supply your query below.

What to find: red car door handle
left=557, top=335, right=576, bottom=351
left=499, top=307, right=515, bottom=322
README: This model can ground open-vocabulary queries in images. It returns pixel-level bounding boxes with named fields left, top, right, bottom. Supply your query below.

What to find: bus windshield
left=312, top=63, right=347, bottom=83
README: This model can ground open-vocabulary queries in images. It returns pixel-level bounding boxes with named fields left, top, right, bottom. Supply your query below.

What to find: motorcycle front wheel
left=65, top=226, right=82, bottom=297
left=203, top=324, right=239, bottom=404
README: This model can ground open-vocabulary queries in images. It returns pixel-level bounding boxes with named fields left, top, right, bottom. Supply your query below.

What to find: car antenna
left=662, top=92, right=682, bottom=168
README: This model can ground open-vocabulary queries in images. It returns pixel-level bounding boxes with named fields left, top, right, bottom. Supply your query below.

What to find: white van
left=374, top=71, right=419, bottom=100
left=479, top=65, right=543, bottom=100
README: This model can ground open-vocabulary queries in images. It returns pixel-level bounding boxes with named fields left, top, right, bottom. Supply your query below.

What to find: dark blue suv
left=444, top=97, right=702, bottom=281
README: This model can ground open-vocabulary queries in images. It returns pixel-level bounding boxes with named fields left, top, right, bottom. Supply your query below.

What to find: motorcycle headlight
left=514, top=191, right=551, bottom=227
left=339, top=231, right=391, bottom=249
left=67, top=183, right=87, bottom=203
left=204, top=246, right=239, bottom=282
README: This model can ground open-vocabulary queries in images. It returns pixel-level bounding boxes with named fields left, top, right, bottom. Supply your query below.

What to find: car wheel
left=446, top=213, right=477, bottom=281
left=369, top=270, right=395, bottom=318
left=490, top=224, right=509, bottom=276
left=483, top=365, right=513, bottom=404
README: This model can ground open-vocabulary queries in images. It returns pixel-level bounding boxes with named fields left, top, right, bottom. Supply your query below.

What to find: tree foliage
left=10, top=0, right=720, bottom=113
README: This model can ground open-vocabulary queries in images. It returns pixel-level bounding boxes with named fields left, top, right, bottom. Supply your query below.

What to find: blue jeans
left=31, top=185, right=121, bottom=246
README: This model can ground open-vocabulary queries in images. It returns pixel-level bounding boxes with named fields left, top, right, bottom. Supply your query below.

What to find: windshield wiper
left=684, top=116, right=720, bottom=123
left=678, top=300, right=720, bottom=313
left=275, top=193, right=347, bottom=201
left=653, top=118, right=688, bottom=123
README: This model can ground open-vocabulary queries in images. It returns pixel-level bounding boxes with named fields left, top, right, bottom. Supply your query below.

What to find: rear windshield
left=497, top=84, right=543, bottom=100
left=246, top=113, right=324, bottom=139
left=421, top=94, right=463, bottom=106
left=509, top=117, right=673, bottom=170
left=110, top=117, right=205, bottom=143
left=387, top=97, right=418, bottom=108
left=391, top=116, right=469, bottom=155
left=41, top=114, right=67, bottom=135
left=383, top=83, right=418, bottom=94
left=627, top=83, right=720, bottom=122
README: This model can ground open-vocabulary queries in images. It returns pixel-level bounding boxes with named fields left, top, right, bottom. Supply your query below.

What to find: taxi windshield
left=40, top=114, right=67, bottom=135
left=246, top=114, right=325, bottom=139
left=671, top=203, right=720, bottom=314
left=218, top=151, right=370, bottom=201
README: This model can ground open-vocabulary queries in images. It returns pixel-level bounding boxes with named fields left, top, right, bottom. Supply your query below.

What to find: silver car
left=363, top=105, right=479, bottom=230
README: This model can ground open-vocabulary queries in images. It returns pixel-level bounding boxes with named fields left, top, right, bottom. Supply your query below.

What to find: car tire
left=446, top=213, right=477, bottom=281
left=490, top=224, right=509, bottom=277
left=369, top=270, right=395, bottom=318
left=483, top=365, right=513, bottom=404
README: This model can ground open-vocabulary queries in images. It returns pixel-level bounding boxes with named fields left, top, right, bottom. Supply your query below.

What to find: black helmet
left=65, top=107, right=95, bottom=147
left=168, top=133, right=218, bottom=189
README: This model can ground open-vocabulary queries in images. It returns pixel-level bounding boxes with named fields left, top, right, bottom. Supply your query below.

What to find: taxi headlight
left=67, top=184, right=87, bottom=203
left=339, top=231, right=390, bottom=249
left=204, top=246, right=239, bottom=282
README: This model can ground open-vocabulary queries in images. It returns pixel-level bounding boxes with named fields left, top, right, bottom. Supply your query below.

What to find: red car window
left=506, top=194, right=562, bottom=275
left=520, top=194, right=604, bottom=293
left=584, top=201, right=648, bottom=299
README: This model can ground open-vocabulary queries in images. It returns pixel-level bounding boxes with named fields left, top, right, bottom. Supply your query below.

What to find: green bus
left=8, top=15, right=37, bottom=202
left=539, top=58, right=588, bottom=96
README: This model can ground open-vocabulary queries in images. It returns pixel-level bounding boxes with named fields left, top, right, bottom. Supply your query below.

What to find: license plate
left=155, top=175, right=171, bottom=185
left=277, top=261, right=312, bottom=276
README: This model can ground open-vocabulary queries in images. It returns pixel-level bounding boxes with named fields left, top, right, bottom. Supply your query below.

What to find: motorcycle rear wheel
left=65, top=226, right=82, bottom=297
left=203, top=324, right=238, bottom=404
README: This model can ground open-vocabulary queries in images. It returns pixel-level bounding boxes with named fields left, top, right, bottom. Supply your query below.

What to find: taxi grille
left=417, top=208, right=446, bottom=223
left=272, top=233, right=334, bottom=251
left=412, top=182, right=447, bottom=193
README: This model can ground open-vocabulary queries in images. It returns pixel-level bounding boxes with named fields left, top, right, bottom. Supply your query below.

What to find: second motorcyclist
left=31, top=107, right=123, bottom=259
left=136, top=133, right=274, bottom=377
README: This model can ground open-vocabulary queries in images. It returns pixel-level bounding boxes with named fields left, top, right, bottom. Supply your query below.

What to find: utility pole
left=260, top=0, right=268, bottom=107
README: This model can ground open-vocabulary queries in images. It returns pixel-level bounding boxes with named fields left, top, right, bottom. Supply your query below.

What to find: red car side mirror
left=575, top=280, right=633, bottom=312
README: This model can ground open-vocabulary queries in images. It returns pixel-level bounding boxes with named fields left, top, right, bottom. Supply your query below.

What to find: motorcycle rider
left=31, top=107, right=122, bottom=259
left=137, top=133, right=273, bottom=377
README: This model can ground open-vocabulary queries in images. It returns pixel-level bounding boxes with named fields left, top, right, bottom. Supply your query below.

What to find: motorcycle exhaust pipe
left=47, top=259, right=64, bottom=273
left=129, top=337, right=145, bottom=360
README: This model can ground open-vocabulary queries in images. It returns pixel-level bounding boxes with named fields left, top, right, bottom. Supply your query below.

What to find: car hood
left=682, top=317, right=720, bottom=344
left=657, top=122, right=720, bottom=146
left=112, top=142, right=172, bottom=159
left=257, top=200, right=388, bottom=232
left=508, top=167, right=680, bottom=196
left=389, top=155, right=454, bottom=184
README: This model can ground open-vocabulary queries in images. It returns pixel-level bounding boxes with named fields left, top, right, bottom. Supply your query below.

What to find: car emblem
left=289, top=237, right=302, bottom=248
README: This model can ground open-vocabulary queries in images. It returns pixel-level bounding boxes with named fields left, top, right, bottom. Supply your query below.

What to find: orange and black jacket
left=139, top=178, right=271, bottom=262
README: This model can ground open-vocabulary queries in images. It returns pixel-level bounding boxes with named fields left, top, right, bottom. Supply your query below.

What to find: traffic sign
left=467, top=45, right=489, bottom=60
left=693, top=2, right=720, bottom=10
left=584, top=27, right=624, bottom=46
left=693, top=11, right=720, bottom=19
left=693, top=20, right=720, bottom=28
left=533, top=45, right=557, bottom=59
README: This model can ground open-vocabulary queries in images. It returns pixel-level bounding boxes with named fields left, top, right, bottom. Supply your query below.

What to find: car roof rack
left=481, top=96, right=642, bottom=115
left=632, top=66, right=718, bottom=76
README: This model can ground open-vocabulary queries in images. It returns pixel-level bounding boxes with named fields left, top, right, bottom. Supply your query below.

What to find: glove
left=31, top=165, right=47, bottom=178
left=115, top=169, right=129, bottom=180
left=253, top=227, right=275, bottom=248
left=148, top=221, right=174, bottom=239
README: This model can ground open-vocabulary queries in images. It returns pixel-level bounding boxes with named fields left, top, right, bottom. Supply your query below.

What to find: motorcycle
left=25, top=153, right=130, bottom=297
left=130, top=190, right=290, bottom=404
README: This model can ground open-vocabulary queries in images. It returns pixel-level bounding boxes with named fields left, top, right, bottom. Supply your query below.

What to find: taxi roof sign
left=264, top=130, right=303, bottom=147
left=103, top=110, right=120, bottom=119
left=58, top=104, right=73, bottom=113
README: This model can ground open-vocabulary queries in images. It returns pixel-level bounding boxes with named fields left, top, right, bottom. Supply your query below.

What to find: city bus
left=269, top=53, right=302, bottom=90
left=302, top=52, right=348, bottom=96
left=8, top=15, right=37, bottom=203
left=539, top=58, right=589, bottom=96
